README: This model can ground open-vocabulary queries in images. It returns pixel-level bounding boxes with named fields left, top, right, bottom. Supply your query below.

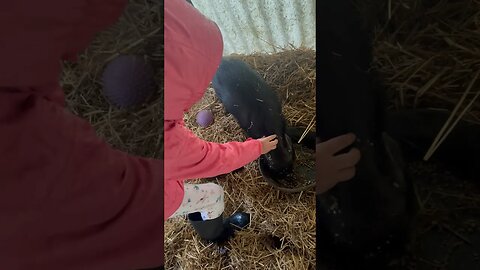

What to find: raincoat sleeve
left=165, top=121, right=262, bottom=181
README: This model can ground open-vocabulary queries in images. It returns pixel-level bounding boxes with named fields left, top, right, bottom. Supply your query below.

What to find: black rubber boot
left=188, top=212, right=250, bottom=244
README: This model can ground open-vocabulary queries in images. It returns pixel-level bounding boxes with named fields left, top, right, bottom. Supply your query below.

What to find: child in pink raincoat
left=164, top=0, right=278, bottom=242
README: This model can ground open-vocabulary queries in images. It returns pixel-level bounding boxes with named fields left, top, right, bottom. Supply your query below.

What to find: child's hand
left=316, top=133, right=361, bottom=194
left=258, top=135, right=278, bottom=154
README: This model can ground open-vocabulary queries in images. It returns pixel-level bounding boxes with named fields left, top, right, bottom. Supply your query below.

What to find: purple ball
left=102, top=55, right=156, bottom=108
left=196, top=110, right=214, bottom=127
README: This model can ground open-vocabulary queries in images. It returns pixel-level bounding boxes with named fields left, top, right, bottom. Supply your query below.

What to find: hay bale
left=165, top=49, right=316, bottom=270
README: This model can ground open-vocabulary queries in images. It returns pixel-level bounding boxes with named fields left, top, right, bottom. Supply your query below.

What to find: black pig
left=212, top=58, right=295, bottom=180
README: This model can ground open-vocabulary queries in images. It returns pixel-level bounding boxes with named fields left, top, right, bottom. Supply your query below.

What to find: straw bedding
left=373, top=0, right=480, bottom=121
left=62, top=0, right=164, bottom=159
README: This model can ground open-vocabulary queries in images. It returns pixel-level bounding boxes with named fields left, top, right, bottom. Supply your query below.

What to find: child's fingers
left=322, top=133, right=356, bottom=155
left=264, top=139, right=277, bottom=152
left=265, top=134, right=277, bottom=141
left=333, top=147, right=361, bottom=169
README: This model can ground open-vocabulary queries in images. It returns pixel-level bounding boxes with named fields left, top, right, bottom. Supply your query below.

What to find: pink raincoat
left=164, top=0, right=262, bottom=219
left=0, top=0, right=164, bottom=269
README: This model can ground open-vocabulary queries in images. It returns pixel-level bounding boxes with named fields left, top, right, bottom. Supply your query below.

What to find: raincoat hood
left=164, top=0, right=223, bottom=120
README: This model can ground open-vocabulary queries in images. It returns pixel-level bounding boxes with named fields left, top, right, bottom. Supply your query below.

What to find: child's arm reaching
left=165, top=121, right=277, bottom=181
